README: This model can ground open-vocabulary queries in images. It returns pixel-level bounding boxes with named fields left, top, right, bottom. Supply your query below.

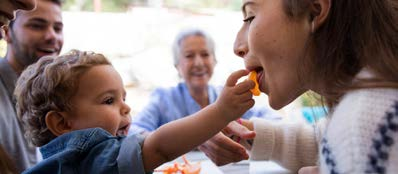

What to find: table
left=154, top=151, right=291, bottom=174
left=250, top=161, right=291, bottom=174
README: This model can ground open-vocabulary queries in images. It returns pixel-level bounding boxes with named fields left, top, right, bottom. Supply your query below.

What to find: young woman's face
left=0, top=0, right=36, bottom=27
left=66, top=65, right=131, bottom=136
left=234, top=0, right=312, bottom=109
left=176, top=35, right=216, bottom=91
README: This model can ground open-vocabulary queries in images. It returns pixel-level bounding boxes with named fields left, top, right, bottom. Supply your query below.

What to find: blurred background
left=0, top=0, right=326, bottom=123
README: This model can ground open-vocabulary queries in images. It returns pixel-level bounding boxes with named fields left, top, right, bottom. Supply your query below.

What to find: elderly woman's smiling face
left=234, top=0, right=313, bottom=109
left=176, top=35, right=216, bottom=91
left=0, top=0, right=36, bottom=27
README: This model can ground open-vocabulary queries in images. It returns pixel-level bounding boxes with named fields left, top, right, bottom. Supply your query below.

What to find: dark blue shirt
left=23, top=128, right=149, bottom=174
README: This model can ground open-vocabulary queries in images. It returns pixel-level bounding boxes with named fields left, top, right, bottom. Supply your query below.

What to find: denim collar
left=40, top=128, right=121, bottom=159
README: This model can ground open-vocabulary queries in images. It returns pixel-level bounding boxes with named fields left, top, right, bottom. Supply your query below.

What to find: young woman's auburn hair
left=283, top=0, right=398, bottom=107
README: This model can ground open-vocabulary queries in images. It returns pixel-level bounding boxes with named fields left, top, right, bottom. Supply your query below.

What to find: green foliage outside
left=62, top=0, right=242, bottom=12
left=300, top=91, right=328, bottom=123
left=300, top=91, right=323, bottom=107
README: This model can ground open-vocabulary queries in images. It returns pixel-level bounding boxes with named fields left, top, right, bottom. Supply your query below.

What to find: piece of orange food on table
left=154, top=155, right=201, bottom=174
left=248, top=71, right=261, bottom=96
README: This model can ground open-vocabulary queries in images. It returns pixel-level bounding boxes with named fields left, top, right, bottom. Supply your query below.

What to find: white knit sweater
left=250, top=88, right=398, bottom=174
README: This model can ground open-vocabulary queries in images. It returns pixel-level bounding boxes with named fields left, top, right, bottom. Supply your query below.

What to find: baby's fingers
left=234, top=80, right=255, bottom=95
left=240, top=94, right=255, bottom=108
left=225, top=70, right=250, bottom=87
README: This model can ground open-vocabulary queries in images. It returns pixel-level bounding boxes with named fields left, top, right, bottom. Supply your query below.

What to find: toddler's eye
left=103, top=97, right=114, bottom=105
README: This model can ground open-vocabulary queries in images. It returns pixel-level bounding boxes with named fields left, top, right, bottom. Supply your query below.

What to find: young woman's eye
left=103, top=97, right=114, bottom=105
left=243, top=16, right=255, bottom=23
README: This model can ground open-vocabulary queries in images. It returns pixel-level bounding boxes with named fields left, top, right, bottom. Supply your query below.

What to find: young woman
left=209, top=0, right=398, bottom=173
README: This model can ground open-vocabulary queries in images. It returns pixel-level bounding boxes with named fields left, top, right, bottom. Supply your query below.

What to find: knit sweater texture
left=250, top=88, right=398, bottom=174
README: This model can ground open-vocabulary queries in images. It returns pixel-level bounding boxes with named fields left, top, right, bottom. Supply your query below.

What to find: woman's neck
left=188, top=86, right=209, bottom=108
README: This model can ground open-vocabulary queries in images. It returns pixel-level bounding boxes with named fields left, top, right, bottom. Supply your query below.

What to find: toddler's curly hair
left=15, top=50, right=111, bottom=146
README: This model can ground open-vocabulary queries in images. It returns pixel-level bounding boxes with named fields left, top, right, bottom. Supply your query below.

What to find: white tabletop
left=154, top=151, right=291, bottom=174
left=250, top=161, right=290, bottom=174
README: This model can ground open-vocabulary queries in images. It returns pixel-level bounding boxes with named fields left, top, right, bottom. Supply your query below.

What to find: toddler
left=15, top=50, right=255, bottom=173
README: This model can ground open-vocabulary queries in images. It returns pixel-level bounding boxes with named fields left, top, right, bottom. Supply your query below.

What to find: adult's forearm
left=250, top=118, right=319, bottom=172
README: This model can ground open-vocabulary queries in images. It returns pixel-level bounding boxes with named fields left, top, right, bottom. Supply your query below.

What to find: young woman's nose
left=233, top=28, right=249, bottom=58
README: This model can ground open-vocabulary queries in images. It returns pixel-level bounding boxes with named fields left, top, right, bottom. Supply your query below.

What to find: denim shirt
left=130, top=82, right=280, bottom=135
left=23, top=128, right=149, bottom=174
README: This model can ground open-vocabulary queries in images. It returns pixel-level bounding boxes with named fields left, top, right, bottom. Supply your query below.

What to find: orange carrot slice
left=182, top=163, right=201, bottom=174
left=248, top=71, right=261, bottom=96
left=154, top=155, right=201, bottom=174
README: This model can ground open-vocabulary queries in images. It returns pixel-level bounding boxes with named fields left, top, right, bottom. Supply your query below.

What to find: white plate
left=154, top=152, right=223, bottom=174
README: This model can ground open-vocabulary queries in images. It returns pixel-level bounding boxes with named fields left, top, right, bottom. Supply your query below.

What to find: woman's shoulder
left=150, top=83, right=190, bottom=99
left=151, top=83, right=182, bottom=94
left=328, top=88, right=398, bottom=137
left=325, top=88, right=398, bottom=173
left=341, top=87, right=397, bottom=106
left=333, top=88, right=397, bottom=119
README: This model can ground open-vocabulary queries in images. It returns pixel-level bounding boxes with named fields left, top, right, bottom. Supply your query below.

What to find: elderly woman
left=130, top=29, right=279, bottom=161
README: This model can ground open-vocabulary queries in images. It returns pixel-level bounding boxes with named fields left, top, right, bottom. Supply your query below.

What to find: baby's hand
left=215, top=70, right=255, bottom=121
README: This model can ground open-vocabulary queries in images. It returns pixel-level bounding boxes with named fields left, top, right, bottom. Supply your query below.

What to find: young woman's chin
left=268, top=92, right=300, bottom=110
left=268, top=97, right=285, bottom=110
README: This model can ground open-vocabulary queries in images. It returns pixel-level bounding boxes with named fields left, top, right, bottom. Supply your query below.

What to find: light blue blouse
left=130, top=82, right=280, bottom=135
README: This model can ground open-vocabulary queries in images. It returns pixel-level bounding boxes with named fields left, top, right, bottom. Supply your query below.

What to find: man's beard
left=11, top=32, right=39, bottom=68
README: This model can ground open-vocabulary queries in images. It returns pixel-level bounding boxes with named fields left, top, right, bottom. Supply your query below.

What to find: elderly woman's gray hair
left=172, top=29, right=216, bottom=66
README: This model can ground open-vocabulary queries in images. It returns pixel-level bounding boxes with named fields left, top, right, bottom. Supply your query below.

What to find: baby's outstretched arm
left=141, top=69, right=255, bottom=172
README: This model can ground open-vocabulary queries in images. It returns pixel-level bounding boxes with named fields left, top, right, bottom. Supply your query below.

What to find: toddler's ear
left=45, top=111, right=72, bottom=136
